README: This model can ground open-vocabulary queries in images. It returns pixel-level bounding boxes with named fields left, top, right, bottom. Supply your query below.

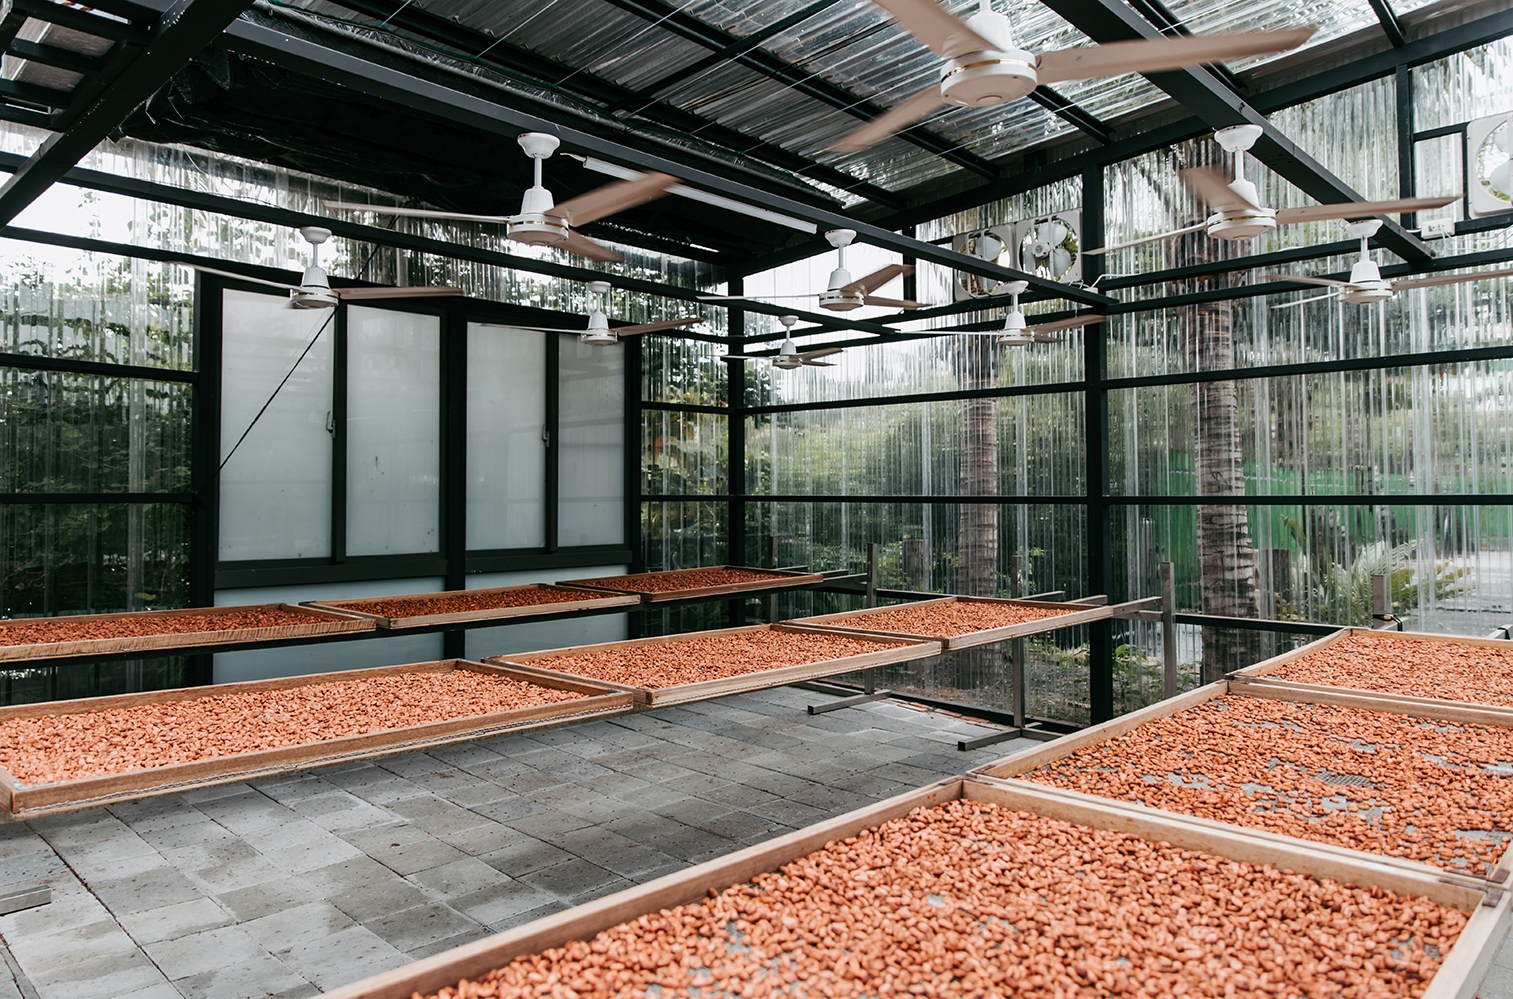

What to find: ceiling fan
left=325, top=133, right=676, bottom=263
left=938, top=281, right=1105, bottom=345
left=724, top=316, right=843, bottom=369
left=1266, top=220, right=1513, bottom=306
left=1091, top=125, right=1460, bottom=255
left=478, top=281, right=704, bottom=345
left=831, top=0, right=1315, bottom=153
left=179, top=227, right=461, bottom=309
left=699, top=229, right=924, bottom=313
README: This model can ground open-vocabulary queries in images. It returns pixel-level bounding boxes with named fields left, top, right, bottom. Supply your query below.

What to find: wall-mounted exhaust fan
left=723, top=316, right=841, bottom=369
left=479, top=281, right=703, bottom=345
left=326, top=133, right=676, bottom=263
left=1468, top=111, right=1512, bottom=219
left=178, top=227, right=461, bottom=309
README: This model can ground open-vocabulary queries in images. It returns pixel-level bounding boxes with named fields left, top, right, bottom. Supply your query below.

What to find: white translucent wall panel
left=347, top=307, right=441, bottom=556
left=558, top=340, right=625, bottom=546
left=467, top=324, right=546, bottom=550
left=212, top=579, right=444, bottom=681
left=218, top=289, right=334, bottom=561
left=461, top=567, right=628, bottom=659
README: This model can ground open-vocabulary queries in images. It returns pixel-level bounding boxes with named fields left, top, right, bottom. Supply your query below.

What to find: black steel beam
left=657, top=490, right=1513, bottom=507
left=595, top=0, right=1001, bottom=181
left=0, top=77, right=74, bottom=110
left=317, top=0, right=902, bottom=210
left=0, top=350, right=196, bottom=382
left=1368, top=0, right=1408, bottom=48
left=216, top=16, right=1112, bottom=308
left=0, top=0, right=254, bottom=227
left=1028, top=87, right=1113, bottom=144
left=7, top=39, right=111, bottom=76
left=1036, top=0, right=1431, bottom=263
left=12, top=0, right=152, bottom=44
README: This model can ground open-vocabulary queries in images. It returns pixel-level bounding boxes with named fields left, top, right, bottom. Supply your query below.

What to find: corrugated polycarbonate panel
left=1413, top=36, right=1513, bottom=132
left=1157, top=0, right=1376, bottom=70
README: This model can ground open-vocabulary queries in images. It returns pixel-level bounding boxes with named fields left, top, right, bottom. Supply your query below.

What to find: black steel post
left=1082, top=164, right=1114, bottom=724
left=442, top=299, right=467, bottom=659
left=727, top=275, right=746, bottom=568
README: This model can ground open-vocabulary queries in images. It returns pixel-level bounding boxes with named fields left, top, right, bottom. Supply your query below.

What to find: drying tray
left=790, top=594, right=1112, bottom=650
left=1229, top=626, right=1513, bottom=726
left=0, top=603, right=374, bottom=662
left=487, top=623, right=940, bottom=707
left=318, top=774, right=1510, bottom=999
left=973, top=678, right=1513, bottom=882
left=556, top=566, right=825, bottom=603
left=0, top=659, right=632, bottom=815
left=303, top=584, right=640, bottom=629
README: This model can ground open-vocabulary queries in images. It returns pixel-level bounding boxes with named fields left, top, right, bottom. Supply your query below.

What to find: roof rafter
left=0, top=0, right=255, bottom=226
left=1367, top=0, right=1408, bottom=47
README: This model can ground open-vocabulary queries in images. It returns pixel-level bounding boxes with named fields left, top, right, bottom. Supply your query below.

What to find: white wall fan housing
left=950, top=224, right=1014, bottom=300
left=1467, top=111, right=1512, bottom=219
left=1012, top=212, right=1081, bottom=285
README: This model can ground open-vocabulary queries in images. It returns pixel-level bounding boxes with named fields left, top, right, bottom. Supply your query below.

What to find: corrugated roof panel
left=1161, top=0, right=1378, bottom=70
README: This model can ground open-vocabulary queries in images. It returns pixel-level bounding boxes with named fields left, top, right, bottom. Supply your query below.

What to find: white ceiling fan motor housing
left=818, top=228, right=865, bottom=310
left=1208, top=124, right=1277, bottom=240
left=939, top=8, right=1038, bottom=108
left=773, top=337, right=804, bottom=369
left=509, top=132, right=570, bottom=247
left=291, top=226, right=339, bottom=309
left=580, top=312, right=619, bottom=346
left=1341, top=262, right=1392, bottom=304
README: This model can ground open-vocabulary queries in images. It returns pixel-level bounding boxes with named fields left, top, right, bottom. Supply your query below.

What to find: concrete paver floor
left=0, top=687, right=1016, bottom=998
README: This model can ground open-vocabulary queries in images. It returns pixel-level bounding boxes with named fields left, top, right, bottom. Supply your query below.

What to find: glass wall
left=467, top=323, right=547, bottom=550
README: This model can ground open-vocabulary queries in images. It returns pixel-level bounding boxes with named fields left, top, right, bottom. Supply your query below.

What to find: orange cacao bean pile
left=1276, top=632, right=1513, bottom=706
left=827, top=600, right=1074, bottom=637
left=327, top=587, right=600, bottom=619
left=522, top=630, right=908, bottom=688
left=0, top=670, right=582, bottom=785
left=1028, top=695, right=1513, bottom=875
left=0, top=606, right=329, bottom=647
left=418, top=800, right=1463, bottom=999
left=571, top=568, right=790, bottom=594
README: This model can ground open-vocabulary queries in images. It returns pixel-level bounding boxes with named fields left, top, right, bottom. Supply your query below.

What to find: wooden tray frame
left=0, top=602, right=374, bottom=662
left=789, top=594, right=1113, bottom=649
left=556, top=565, right=825, bottom=603
left=0, top=660, right=633, bottom=815
left=319, top=776, right=1508, bottom=999
left=303, top=584, right=641, bottom=629
left=972, top=677, right=1513, bottom=881
left=487, top=623, right=941, bottom=707
left=1229, top=626, right=1513, bottom=725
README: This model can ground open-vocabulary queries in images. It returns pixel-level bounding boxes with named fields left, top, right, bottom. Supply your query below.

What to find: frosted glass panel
left=467, top=324, right=546, bottom=550
left=558, top=339, right=625, bottom=546
left=218, top=289, right=333, bottom=561
left=347, top=307, right=441, bottom=555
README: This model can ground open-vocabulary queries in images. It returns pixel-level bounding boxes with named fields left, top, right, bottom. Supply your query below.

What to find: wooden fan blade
left=1274, top=195, right=1459, bottom=225
left=177, top=261, right=296, bottom=293
left=798, top=346, right=843, bottom=361
left=1391, top=265, right=1513, bottom=290
left=1262, top=272, right=1349, bottom=288
left=1271, top=291, right=1338, bottom=309
left=475, top=323, right=585, bottom=332
left=842, top=263, right=914, bottom=295
left=802, top=359, right=836, bottom=366
left=870, top=0, right=1000, bottom=58
left=1084, top=221, right=1209, bottom=255
left=1179, top=166, right=1259, bottom=213
left=335, top=286, right=463, bottom=300
left=546, top=173, right=677, bottom=227
left=1031, top=334, right=1066, bottom=343
left=861, top=296, right=923, bottom=309
left=614, top=317, right=705, bottom=336
left=1028, top=313, right=1106, bottom=335
left=830, top=86, right=948, bottom=153
left=697, top=294, right=818, bottom=301
left=323, top=201, right=511, bottom=223
left=558, top=230, right=625, bottom=262
left=1037, top=29, right=1315, bottom=85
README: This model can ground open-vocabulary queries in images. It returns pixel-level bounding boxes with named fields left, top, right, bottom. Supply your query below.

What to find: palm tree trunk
left=1192, top=294, right=1261, bottom=680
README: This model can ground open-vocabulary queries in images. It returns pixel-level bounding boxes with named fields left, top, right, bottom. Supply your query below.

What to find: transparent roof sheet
left=282, top=0, right=1334, bottom=201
